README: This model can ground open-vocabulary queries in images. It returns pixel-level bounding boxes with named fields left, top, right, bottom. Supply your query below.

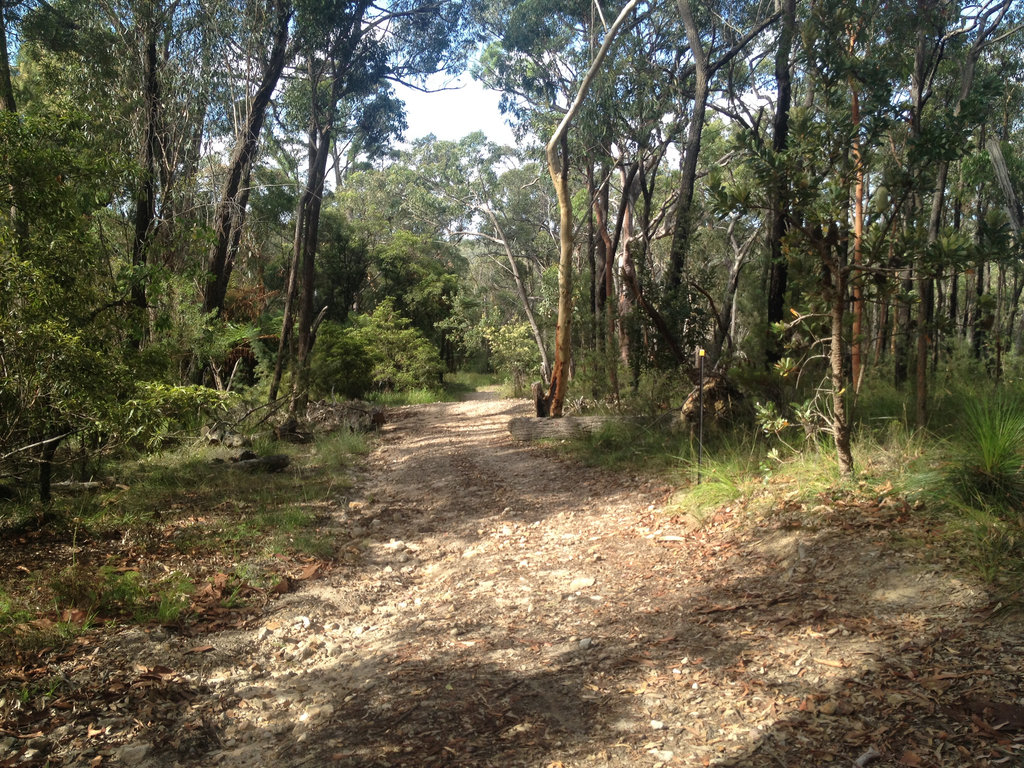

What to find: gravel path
left=17, top=395, right=1024, bottom=767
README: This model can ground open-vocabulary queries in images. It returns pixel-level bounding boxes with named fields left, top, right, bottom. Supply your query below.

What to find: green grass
left=560, top=417, right=693, bottom=470
left=364, top=372, right=505, bottom=405
left=367, top=387, right=448, bottom=405
left=0, top=420, right=369, bottom=651
left=947, top=397, right=1024, bottom=513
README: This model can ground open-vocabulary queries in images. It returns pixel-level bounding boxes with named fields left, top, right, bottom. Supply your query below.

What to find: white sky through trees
left=396, top=75, right=517, bottom=145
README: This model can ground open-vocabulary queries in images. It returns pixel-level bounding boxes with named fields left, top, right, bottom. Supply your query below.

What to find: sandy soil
left=5, top=394, right=1023, bottom=767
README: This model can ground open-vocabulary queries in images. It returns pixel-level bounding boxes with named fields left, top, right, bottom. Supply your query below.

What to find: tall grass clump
left=945, top=396, right=1024, bottom=516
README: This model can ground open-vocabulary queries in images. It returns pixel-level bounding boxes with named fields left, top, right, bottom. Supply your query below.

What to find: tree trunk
left=988, top=138, right=1024, bottom=234
left=482, top=207, right=551, bottom=383
left=819, top=226, right=853, bottom=477
left=286, top=122, right=333, bottom=426
left=665, top=0, right=710, bottom=292
left=268, top=168, right=312, bottom=404
left=766, top=0, right=795, bottom=363
left=545, top=132, right=574, bottom=418
left=0, top=1, right=16, bottom=113
left=707, top=223, right=754, bottom=367
left=38, top=433, right=64, bottom=504
left=850, top=81, right=865, bottom=393
left=894, top=267, right=913, bottom=387
left=593, top=165, right=619, bottom=399
left=667, top=2, right=780, bottom=295
left=203, top=0, right=291, bottom=316
left=542, top=0, right=641, bottom=417
left=130, top=25, right=161, bottom=319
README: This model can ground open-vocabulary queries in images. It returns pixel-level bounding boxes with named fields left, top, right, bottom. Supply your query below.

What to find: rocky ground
left=2, top=393, right=1023, bottom=767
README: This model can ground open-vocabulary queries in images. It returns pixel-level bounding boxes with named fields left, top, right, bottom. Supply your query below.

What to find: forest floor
left=2, top=392, right=1024, bottom=767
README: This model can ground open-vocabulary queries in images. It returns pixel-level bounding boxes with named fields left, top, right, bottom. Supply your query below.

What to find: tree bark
left=286, top=119, right=334, bottom=425
left=666, top=2, right=781, bottom=291
left=268, top=164, right=312, bottom=404
left=822, top=226, right=853, bottom=477
left=850, top=79, right=865, bottom=394
left=765, top=0, right=795, bottom=361
left=0, top=1, right=16, bottom=113
left=593, top=165, right=619, bottom=399
left=203, top=0, right=291, bottom=316
left=130, top=24, right=161, bottom=317
left=543, top=0, right=641, bottom=417
left=665, top=0, right=710, bottom=292
left=987, top=138, right=1023, bottom=234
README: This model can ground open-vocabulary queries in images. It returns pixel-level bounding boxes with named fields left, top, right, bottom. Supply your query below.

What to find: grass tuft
left=945, top=396, right=1024, bottom=516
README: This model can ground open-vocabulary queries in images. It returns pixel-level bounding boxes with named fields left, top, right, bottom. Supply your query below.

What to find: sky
left=394, top=75, right=519, bottom=146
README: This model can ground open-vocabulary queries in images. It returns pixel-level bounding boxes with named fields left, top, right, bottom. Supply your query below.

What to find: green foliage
left=316, top=208, right=370, bottom=325
left=0, top=109, right=131, bottom=494
left=119, top=383, right=235, bottom=448
left=953, top=508, right=1024, bottom=588
left=310, top=321, right=375, bottom=399
left=944, top=396, right=1024, bottom=516
left=483, top=321, right=539, bottom=396
left=350, top=299, right=444, bottom=392
left=367, top=230, right=462, bottom=351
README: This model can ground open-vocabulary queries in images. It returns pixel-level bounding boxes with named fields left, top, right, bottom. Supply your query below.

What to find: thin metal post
left=697, top=348, right=705, bottom=484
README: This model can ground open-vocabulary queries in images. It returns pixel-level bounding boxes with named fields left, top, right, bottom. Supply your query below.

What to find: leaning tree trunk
left=203, top=0, right=291, bottom=316
left=482, top=206, right=551, bottom=383
left=664, top=0, right=710, bottom=293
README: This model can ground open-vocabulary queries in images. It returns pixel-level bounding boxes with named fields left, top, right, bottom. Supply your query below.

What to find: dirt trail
left=18, top=396, right=1024, bottom=767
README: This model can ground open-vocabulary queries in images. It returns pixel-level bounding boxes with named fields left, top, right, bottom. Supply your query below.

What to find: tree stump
left=532, top=381, right=550, bottom=417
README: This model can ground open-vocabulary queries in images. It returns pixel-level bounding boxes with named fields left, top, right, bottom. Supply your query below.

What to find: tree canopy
left=2, top=0, right=1023, bottom=495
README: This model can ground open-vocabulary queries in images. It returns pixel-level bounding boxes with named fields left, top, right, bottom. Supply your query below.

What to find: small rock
left=650, top=719, right=665, bottom=730
left=649, top=748, right=674, bottom=762
left=118, top=742, right=153, bottom=764
left=579, top=637, right=594, bottom=650
left=325, top=642, right=344, bottom=657
left=568, top=576, right=596, bottom=591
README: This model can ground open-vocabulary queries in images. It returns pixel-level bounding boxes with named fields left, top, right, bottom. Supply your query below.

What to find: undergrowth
left=0, top=427, right=369, bottom=654
left=560, top=381, right=1024, bottom=597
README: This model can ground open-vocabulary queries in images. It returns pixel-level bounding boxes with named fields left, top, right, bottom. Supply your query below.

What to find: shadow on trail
left=203, top=529, right=1019, bottom=768
left=148, top=400, right=1022, bottom=767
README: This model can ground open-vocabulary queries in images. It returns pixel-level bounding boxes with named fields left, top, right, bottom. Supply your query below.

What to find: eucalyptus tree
left=202, top=0, right=293, bottom=317
left=16, top=0, right=229, bottom=349
left=909, top=0, right=1019, bottom=425
left=267, top=0, right=478, bottom=418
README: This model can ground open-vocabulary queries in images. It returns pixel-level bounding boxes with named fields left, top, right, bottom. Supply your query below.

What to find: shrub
left=351, top=299, right=444, bottom=391
left=309, top=321, right=374, bottom=399
left=483, top=322, right=539, bottom=397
